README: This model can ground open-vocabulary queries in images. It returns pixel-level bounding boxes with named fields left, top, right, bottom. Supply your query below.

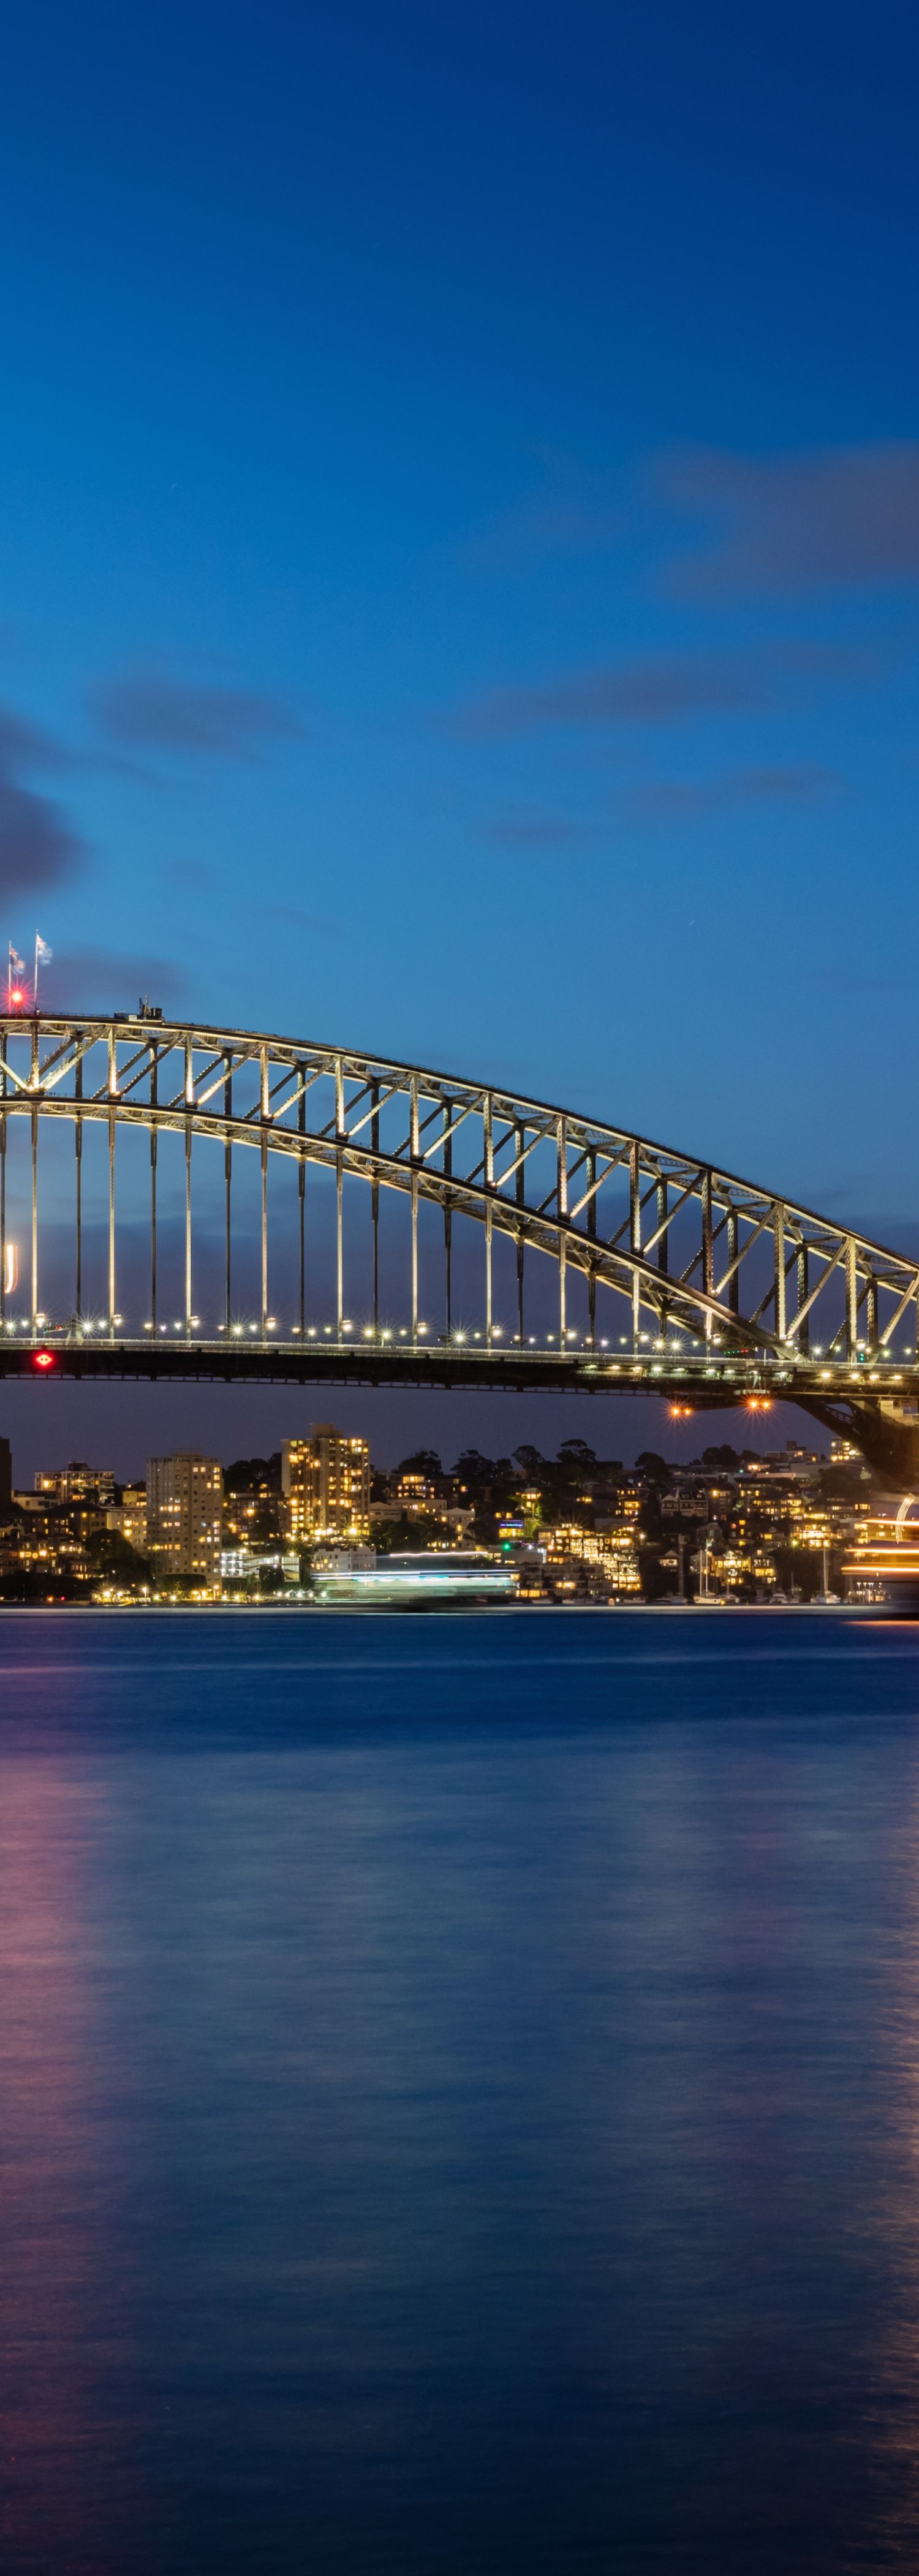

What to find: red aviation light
left=32, top=1349, right=56, bottom=1370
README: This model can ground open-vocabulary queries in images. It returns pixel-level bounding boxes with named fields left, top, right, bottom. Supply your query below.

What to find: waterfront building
left=146, top=1452, right=223, bottom=1591
left=282, top=1426, right=371, bottom=1545
left=35, top=1460, right=115, bottom=1505
left=395, top=1469, right=436, bottom=1510
left=311, top=1544, right=376, bottom=1575
left=541, top=1519, right=642, bottom=1597
left=105, top=1483, right=147, bottom=1552
left=219, top=1545, right=300, bottom=1587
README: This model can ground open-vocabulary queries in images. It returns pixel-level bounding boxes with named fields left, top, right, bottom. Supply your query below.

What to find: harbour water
left=4, top=1607, right=919, bottom=2572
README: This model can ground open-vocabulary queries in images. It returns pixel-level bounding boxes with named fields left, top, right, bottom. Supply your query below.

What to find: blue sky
left=1, top=0, right=917, bottom=1472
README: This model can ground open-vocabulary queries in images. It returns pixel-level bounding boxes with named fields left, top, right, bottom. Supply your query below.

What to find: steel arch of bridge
left=1, top=1012, right=918, bottom=1466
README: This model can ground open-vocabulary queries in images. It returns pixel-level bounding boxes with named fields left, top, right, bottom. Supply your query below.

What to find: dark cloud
left=0, top=709, right=74, bottom=772
left=658, top=441, right=919, bottom=593
left=487, top=813, right=586, bottom=847
left=0, top=702, right=83, bottom=893
left=454, top=642, right=869, bottom=738
left=39, top=949, right=191, bottom=1012
left=91, top=668, right=305, bottom=757
left=634, top=765, right=840, bottom=816
left=0, top=777, right=81, bottom=892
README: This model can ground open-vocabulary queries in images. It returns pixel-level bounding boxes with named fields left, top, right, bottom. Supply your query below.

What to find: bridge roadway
left=8, top=1328, right=919, bottom=1480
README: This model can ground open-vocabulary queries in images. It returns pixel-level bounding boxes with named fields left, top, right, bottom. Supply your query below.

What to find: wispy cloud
left=634, top=765, right=840, bottom=816
left=262, top=901, right=341, bottom=938
left=658, top=441, right=919, bottom=594
left=91, top=667, right=305, bottom=758
left=0, top=702, right=84, bottom=893
left=453, top=642, right=870, bottom=738
left=486, top=813, right=586, bottom=847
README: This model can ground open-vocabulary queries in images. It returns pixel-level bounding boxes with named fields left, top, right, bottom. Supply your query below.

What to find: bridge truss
left=0, top=1012, right=916, bottom=1474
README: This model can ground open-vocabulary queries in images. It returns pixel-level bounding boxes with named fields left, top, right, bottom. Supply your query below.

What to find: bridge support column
left=370, top=1081, right=379, bottom=1338
left=584, top=1153, right=599, bottom=1341
left=336, top=1151, right=344, bottom=1340
left=630, top=1140, right=641, bottom=1346
left=108, top=1111, right=116, bottom=1333
left=31, top=1106, right=38, bottom=1324
left=845, top=1238, right=858, bottom=1357
left=726, top=1210, right=739, bottom=1320
left=516, top=1123, right=525, bottom=1344
left=444, top=1099, right=453, bottom=1338
left=149, top=1043, right=159, bottom=1331
left=225, top=1059, right=234, bottom=1332
left=773, top=1203, right=785, bottom=1343
left=795, top=1241, right=809, bottom=1355
left=150, top=1128, right=157, bottom=1329
left=0, top=1037, right=6, bottom=1328
left=702, top=1171, right=714, bottom=1342
left=558, top=1115, right=568, bottom=1343
left=262, top=1135, right=269, bottom=1336
left=75, top=1054, right=83, bottom=1323
left=185, top=1122, right=193, bottom=1333
left=411, top=1171, right=418, bottom=1341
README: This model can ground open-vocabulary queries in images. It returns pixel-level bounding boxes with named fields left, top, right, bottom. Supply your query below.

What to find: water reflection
left=0, top=1759, right=121, bottom=2574
left=2, top=1613, right=919, bottom=2570
left=858, top=1763, right=919, bottom=2566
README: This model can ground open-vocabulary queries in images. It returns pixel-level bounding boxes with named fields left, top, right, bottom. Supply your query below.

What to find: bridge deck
left=4, top=1333, right=917, bottom=1404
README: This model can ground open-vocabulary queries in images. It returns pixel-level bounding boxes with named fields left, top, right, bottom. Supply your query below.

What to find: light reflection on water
left=2, top=1610, right=919, bottom=2571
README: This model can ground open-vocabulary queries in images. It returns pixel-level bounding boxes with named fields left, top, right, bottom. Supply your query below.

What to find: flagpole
left=34, top=933, right=39, bottom=1015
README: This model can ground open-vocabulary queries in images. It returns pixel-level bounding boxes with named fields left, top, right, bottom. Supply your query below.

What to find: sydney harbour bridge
left=1, top=1009, right=917, bottom=1482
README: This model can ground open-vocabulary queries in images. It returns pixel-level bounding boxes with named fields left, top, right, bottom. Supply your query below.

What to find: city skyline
left=0, top=1416, right=876, bottom=1606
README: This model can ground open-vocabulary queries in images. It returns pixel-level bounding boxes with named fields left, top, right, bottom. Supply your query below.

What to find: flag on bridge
left=7, top=945, right=26, bottom=1010
left=34, top=933, right=52, bottom=1009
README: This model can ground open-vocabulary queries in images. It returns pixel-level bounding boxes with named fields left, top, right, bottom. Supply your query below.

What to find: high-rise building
left=282, top=1426, right=371, bottom=1545
left=146, top=1452, right=223, bottom=1589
